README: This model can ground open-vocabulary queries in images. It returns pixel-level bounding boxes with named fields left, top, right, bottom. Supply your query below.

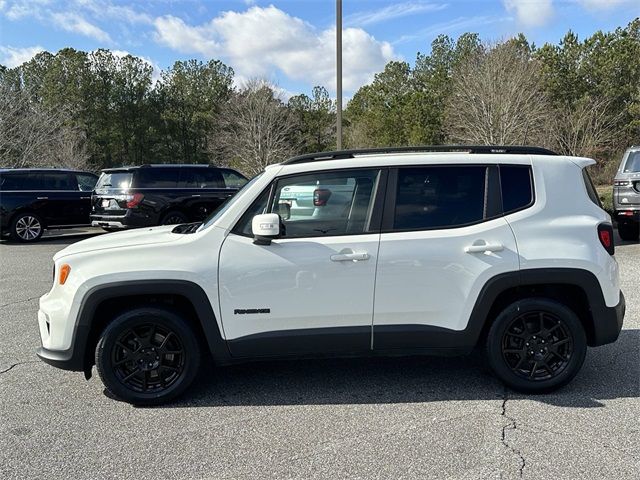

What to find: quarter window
left=500, top=165, right=534, bottom=214
left=393, top=166, right=487, bottom=231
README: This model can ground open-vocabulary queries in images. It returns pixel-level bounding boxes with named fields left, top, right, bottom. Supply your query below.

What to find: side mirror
left=252, top=213, right=280, bottom=245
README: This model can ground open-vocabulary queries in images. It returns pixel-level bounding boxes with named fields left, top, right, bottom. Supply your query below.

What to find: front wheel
left=486, top=298, right=587, bottom=393
left=95, top=307, right=201, bottom=405
left=161, top=211, right=188, bottom=225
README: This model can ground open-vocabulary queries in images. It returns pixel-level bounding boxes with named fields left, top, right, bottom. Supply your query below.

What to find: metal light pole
left=336, top=0, right=343, bottom=150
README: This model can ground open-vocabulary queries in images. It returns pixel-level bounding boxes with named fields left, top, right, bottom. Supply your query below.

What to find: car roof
left=101, top=164, right=223, bottom=172
left=0, top=168, right=94, bottom=174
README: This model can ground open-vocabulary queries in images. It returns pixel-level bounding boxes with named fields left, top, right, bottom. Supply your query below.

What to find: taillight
left=313, top=188, right=332, bottom=206
left=126, top=193, right=144, bottom=208
left=597, top=223, right=615, bottom=255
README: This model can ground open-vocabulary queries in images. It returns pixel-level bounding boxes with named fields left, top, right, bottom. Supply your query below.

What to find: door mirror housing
left=252, top=213, right=280, bottom=245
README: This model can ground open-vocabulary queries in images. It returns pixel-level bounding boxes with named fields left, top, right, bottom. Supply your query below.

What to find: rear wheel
left=486, top=298, right=587, bottom=393
left=618, top=223, right=639, bottom=241
left=11, top=212, right=44, bottom=242
left=95, top=307, right=201, bottom=405
left=161, top=211, right=188, bottom=225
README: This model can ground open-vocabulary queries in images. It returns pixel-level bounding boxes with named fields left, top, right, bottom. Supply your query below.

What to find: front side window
left=234, top=169, right=381, bottom=238
left=393, top=166, right=486, bottom=231
left=221, top=169, right=248, bottom=188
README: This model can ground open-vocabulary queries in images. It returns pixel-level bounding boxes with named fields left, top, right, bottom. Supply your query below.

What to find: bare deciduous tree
left=445, top=41, right=549, bottom=145
left=550, top=96, right=620, bottom=157
left=0, top=83, right=91, bottom=169
left=212, top=79, right=299, bottom=176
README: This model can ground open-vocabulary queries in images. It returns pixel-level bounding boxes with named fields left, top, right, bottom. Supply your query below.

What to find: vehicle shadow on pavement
left=166, top=329, right=639, bottom=409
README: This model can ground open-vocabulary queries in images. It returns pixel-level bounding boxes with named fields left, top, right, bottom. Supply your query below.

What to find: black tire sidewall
left=486, top=298, right=587, bottom=393
left=95, top=307, right=201, bottom=406
left=11, top=212, right=44, bottom=242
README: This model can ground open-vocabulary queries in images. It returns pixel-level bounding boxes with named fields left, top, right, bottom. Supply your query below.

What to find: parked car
left=90, top=164, right=247, bottom=230
left=0, top=168, right=98, bottom=242
left=36, top=146, right=625, bottom=405
left=613, top=146, right=640, bottom=241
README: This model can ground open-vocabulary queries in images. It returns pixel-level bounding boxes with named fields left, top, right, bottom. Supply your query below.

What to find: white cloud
left=153, top=5, right=397, bottom=93
left=394, top=15, right=512, bottom=44
left=0, top=45, right=45, bottom=67
left=575, top=0, right=636, bottom=9
left=346, top=1, right=448, bottom=27
left=72, top=0, right=152, bottom=24
left=51, top=12, right=112, bottom=43
left=503, top=0, right=554, bottom=27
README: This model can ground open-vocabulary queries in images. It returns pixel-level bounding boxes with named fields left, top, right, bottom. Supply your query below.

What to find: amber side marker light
left=59, top=264, right=71, bottom=285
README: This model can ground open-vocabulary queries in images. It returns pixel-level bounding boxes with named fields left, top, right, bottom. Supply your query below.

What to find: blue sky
left=0, top=0, right=637, bottom=97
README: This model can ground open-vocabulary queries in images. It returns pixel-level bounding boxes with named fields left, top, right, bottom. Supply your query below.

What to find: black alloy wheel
left=161, top=211, right=188, bottom=225
left=95, top=308, right=201, bottom=405
left=487, top=298, right=587, bottom=393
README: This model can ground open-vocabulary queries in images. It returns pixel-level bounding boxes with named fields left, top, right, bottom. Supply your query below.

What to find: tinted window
left=0, top=173, right=41, bottom=190
left=582, top=168, right=602, bottom=208
left=40, top=172, right=76, bottom=190
left=623, top=151, right=640, bottom=173
left=179, top=168, right=224, bottom=188
left=96, top=172, right=133, bottom=189
left=221, top=169, right=248, bottom=188
left=136, top=168, right=180, bottom=188
left=76, top=173, right=97, bottom=192
left=270, top=169, right=380, bottom=238
left=393, top=166, right=486, bottom=230
left=500, top=165, right=533, bottom=214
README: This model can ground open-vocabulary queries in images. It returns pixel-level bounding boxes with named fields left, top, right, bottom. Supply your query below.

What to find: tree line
left=0, top=19, right=638, bottom=184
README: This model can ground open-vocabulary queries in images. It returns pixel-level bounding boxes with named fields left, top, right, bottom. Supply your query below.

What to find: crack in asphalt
left=0, top=361, right=40, bottom=375
left=0, top=296, right=41, bottom=309
left=501, top=387, right=526, bottom=478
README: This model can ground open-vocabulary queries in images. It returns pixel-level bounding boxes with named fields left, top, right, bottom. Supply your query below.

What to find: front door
left=218, top=168, right=385, bottom=357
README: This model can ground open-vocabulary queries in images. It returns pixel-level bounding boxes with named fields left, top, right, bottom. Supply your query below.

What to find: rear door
left=72, top=172, right=97, bottom=224
left=372, top=164, right=520, bottom=351
left=39, top=172, right=84, bottom=226
left=179, top=168, right=234, bottom=220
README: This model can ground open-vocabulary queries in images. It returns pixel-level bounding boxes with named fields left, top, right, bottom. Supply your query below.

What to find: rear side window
left=76, top=173, right=97, bottom=192
left=221, top=169, right=248, bottom=188
left=179, top=168, right=224, bottom=188
left=393, top=166, right=486, bottom=230
left=0, top=173, right=41, bottom=190
left=500, top=165, right=534, bottom=214
left=40, top=172, right=76, bottom=190
left=136, top=168, right=180, bottom=188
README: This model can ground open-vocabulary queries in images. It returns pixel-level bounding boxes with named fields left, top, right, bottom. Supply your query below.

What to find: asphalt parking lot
left=0, top=230, right=638, bottom=479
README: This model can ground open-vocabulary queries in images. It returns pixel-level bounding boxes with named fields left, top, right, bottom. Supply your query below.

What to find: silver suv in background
left=613, top=146, right=640, bottom=241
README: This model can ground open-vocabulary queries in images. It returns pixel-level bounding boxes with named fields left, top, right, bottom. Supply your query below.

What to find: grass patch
left=596, top=185, right=614, bottom=216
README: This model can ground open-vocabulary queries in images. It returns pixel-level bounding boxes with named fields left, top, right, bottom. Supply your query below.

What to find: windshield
left=623, top=151, right=640, bottom=173
left=96, top=171, right=133, bottom=189
left=199, top=173, right=263, bottom=230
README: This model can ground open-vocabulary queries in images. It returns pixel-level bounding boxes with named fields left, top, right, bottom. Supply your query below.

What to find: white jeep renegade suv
left=36, top=146, right=625, bottom=405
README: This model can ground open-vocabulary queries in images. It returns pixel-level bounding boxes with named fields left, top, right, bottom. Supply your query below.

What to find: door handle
left=80, top=196, right=91, bottom=199
left=330, top=251, right=370, bottom=262
left=191, top=194, right=201, bottom=197
left=465, top=242, right=504, bottom=254
left=36, top=196, right=48, bottom=200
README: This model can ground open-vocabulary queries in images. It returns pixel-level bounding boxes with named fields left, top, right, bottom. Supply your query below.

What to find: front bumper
left=590, top=291, right=625, bottom=346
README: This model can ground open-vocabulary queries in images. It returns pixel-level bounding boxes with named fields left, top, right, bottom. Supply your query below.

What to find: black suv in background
left=91, top=164, right=247, bottom=230
left=0, top=169, right=98, bottom=242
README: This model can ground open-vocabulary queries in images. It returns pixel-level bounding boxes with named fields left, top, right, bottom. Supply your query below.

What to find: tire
left=618, top=223, right=639, bottom=241
left=11, top=212, right=44, bottom=242
left=486, top=298, right=587, bottom=393
left=95, top=307, right=201, bottom=406
left=160, top=211, right=188, bottom=226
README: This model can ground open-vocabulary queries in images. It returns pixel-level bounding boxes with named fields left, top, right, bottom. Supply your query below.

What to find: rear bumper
left=91, top=210, right=153, bottom=229
left=614, top=209, right=639, bottom=225
left=591, top=291, right=625, bottom=346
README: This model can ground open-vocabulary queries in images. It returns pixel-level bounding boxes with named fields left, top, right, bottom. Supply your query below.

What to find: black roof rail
left=281, top=145, right=558, bottom=165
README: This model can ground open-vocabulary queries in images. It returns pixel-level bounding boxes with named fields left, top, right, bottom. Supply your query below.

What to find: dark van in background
left=91, top=164, right=247, bottom=230
left=0, top=169, right=98, bottom=242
